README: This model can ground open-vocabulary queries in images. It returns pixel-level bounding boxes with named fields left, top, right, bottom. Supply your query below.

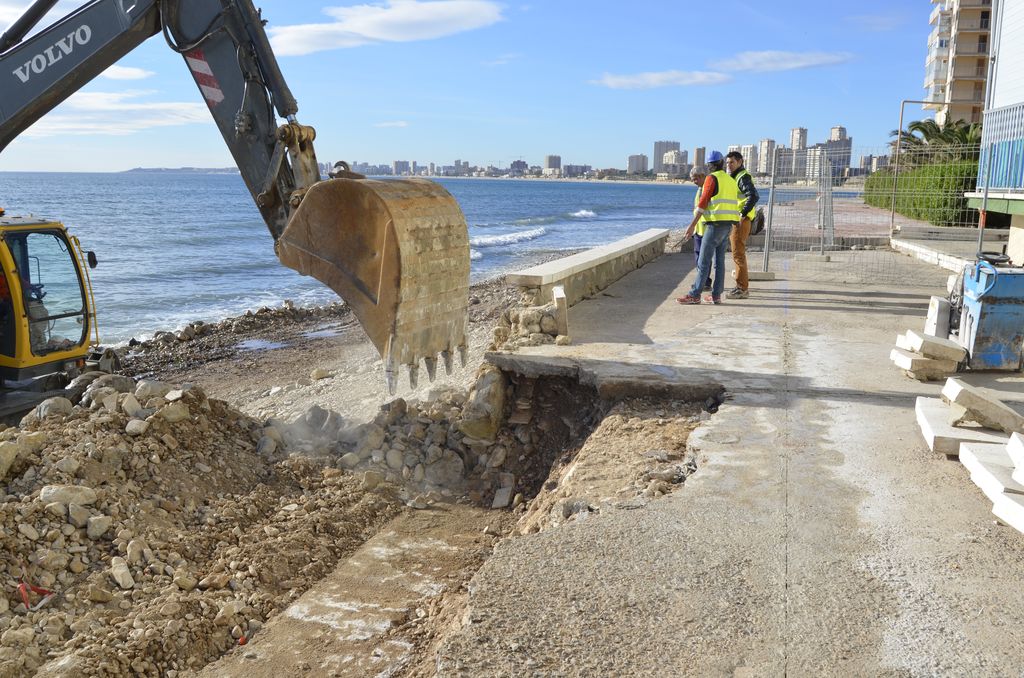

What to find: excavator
left=0, top=0, right=471, bottom=409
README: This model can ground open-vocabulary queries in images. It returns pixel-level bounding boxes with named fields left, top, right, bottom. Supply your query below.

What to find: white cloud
left=718, top=51, right=853, bottom=73
left=591, top=70, right=731, bottom=90
left=21, top=91, right=209, bottom=137
left=483, top=52, right=521, bottom=66
left=269, top=0, right=504, bottom=57
left=373, top=120, right=409, bottom=127
left=101, top=65, right=155, bottom=80
left=846, top=13, right=905, bottom=32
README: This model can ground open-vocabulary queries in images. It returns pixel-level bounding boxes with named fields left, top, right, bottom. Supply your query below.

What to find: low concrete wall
left=507, top=228, right=668, bottom=306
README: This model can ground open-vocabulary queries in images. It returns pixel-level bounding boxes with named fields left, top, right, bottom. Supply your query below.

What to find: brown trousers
left=731, top=218, right=751, bottom=290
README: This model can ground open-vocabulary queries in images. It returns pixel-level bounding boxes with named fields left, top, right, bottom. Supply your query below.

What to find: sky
left=0, top=0, right=934, bottom=172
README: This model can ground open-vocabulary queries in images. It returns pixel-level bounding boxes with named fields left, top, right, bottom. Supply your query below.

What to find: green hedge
left=863, top=160, right=978, bottom=227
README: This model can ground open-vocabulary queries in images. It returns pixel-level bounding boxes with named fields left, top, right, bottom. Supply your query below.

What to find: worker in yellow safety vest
left=678, top=150, right=740, bottom=305
left=725, top=150, right=760, bottom=299
left=688, top=165, right=714, bottom=292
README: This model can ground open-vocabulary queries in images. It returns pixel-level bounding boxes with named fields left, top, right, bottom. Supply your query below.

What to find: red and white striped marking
left=184, top=49, right=224, bottom=106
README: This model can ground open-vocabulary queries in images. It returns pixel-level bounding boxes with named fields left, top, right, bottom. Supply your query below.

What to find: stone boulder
left=457, top=366, right=507, bottom=442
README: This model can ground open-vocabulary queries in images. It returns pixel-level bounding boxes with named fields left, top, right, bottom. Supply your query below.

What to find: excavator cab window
left=0, top=267, right=13, bottom=358
left=7, top=231, right=86, bottom=356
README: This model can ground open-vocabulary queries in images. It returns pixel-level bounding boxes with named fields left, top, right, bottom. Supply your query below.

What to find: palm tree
left=889, top=118, right=982, bottom=163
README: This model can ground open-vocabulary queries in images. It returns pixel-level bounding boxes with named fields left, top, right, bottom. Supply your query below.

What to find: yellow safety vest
left=693, top=186, right=708, bottom=236
left=704, top=170, right=741, bottom=224
left=733, top=168, right=756, bottom=221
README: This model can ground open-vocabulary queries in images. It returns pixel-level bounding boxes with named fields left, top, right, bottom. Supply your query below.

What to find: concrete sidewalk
left=438, top=250, right=1024, bottom=675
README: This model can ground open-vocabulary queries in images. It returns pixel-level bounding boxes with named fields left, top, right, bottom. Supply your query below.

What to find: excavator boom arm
left=0, top=0, right=470, bottom=392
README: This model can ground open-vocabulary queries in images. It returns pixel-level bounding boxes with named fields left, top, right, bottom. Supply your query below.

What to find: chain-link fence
left=753, top=143, right=986, bottom=283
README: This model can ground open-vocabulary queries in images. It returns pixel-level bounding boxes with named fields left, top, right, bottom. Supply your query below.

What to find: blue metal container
left=961, top=261, right=1024, bottom=371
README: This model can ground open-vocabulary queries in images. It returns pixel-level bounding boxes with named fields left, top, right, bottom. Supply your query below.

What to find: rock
left=44, top=502, right=66, bottom=518
left=385, top=448, right=404, bottom=470
left=65, top=371, right=103, bottom=401
left=40, top=484, right=97, bottom=506
left=126, top=419, right=150, bottom=436
left=90, top=374, right=135, bottom=394
left=164, top=389, right=185, bottom=402
left=457, top=366, right=507, bottom=442
left=424, top=452, right=465, bottom=487
left=120, top=393, right=143, bottom=418
left=540, top=314, right=558, bottom=334
left=36, top=397, right=73, bottom=419
left=69, top=557, right=85, bottom=574
left=356, top=424, right=386, bottom=456
left=157, top=401, right=190, bottom=424
left=37, top=550, right=69, bottom=571
left=173, top=570, right=197, bottom=591
left=256, top=436, right=277, bottom=456
left=488, top=446, right=507, bottom=468
left=942, top=378, right=1024, bottom=435
left=491, top=487, right=513, bottom=509
left=0, top=441, right=21, bottom=481
left=87, top=585, right=113, bottom=603
left=18, top=431, right=47, bottom=454
left=555, top=335, right=572, bottom=346
left=17, top=523, right=39, bottom=541
left=159, top=602, right=181, bottom=617
left=55, top=457, right=80, bottom=475
left=1, top=626, right=34, bottom=646
left=161, top=433, right=179, bottom=450
left=339, top=453, right=360, bottom=469
left=310, top=368, right=332, bottom=380
left=68, top=504, right=90, bottom=528
left=196, top=462, right=212, bottom=473
left=360, top=470, right=385, bottom=491
left=214, top=600, right=245, bottom=625
left=126, top=539, right=146, bottom=565
left=135, top=379, right=172, bottom=400
left=197, top=573, right=230, bottom=590
left=109, top=557, right=135, bottom=589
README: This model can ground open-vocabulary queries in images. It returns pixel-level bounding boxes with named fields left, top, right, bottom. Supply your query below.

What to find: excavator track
left=276, top=177, right=470, bottom=393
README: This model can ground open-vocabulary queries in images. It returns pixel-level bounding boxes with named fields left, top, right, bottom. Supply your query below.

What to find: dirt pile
left=0, top=374, right=401, bottom=677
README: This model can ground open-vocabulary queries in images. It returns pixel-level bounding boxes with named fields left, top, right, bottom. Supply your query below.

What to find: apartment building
left=923, top=0, right=992, bottom=124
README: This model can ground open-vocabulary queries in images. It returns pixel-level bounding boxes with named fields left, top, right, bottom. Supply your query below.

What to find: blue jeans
left=689, top=222, right=733, bottom=298
left=693, top=233, right=713, bottom=289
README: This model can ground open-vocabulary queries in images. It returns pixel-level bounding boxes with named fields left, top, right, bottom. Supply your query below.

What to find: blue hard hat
left=707, top=150, right=724, bottom=163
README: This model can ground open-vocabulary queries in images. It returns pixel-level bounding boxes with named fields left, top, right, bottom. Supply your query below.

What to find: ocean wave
left=470, top=249, right=483, bottom=260
left=511, top=216, right=560, bottom=226
left=571, top=209, right=597, bottom=218
left=470, top=227, right=547, bottom=248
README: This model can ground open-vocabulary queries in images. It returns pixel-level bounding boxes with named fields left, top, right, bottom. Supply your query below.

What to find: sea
left=0, top=172, right=696, bottom=343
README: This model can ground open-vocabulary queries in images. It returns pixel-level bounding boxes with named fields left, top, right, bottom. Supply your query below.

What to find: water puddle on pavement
left=303, top=327, right=342, bottom=339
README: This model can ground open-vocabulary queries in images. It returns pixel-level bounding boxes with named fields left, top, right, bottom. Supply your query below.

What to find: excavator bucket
left=276, top=177, right=470, bottom=393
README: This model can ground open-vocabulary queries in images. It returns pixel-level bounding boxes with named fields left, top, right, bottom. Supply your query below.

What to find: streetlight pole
left=890, top=99, right=936, bottom=234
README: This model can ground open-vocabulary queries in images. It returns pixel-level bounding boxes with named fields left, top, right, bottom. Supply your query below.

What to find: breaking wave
left=470, top=227, right=547, bottom=248
left=470, top=249, right=483, bottom=260
left=571, top=209, right=597, bottom=218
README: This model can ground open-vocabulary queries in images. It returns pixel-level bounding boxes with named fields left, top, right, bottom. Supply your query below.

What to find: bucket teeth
left=385, top=356, right=399, bottom=396
left=408, top=364, right=420, bottom=390
left=441, top=350, right=454, bottom=375
left=458, top=344, right=468, bottom=368
left=424, top=356, right=438, bottom=382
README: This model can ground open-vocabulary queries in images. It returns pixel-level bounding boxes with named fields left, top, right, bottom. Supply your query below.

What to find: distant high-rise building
left=727, top=145, right=741, bottom=154
left=662, top=150, right=687, bottom=177
left=757, top=138, right=776, bottom=174
left=680, top=150, right=689, bottom=166
left=544, top=155, right=562, bottom=170
left=830, top=125, right=848, bottom=142
left=693, top=147, right=706, bottom=168
left=627, top=154, right=649, bottom=174
left=392, top=160, right=411, bottom=175
left=510, top=159, right=528, bottom=175
left=429, top=162, right=436, bottom=176
left=923, top=0, right=990, bottom=125
left=790, top=127, right=807, bottom=150
left=653, top=141, right=680, bottom=173
left=740, top=144, right=757, bottom=172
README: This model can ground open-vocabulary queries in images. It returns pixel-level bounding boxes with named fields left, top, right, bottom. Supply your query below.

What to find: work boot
left=676, top=294, right=701, bottom=305
left=726, top=287, right=749, bottom=299
left=704, top=295, right=722, bottom=305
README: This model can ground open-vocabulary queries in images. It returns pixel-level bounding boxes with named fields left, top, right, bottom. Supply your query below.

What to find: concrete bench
left=506, top=228, right=669, bottom=307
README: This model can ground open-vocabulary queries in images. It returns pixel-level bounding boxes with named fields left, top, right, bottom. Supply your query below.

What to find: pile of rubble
left=890, top=329, right=967, bottom=381
left=490, top=286, right=570, bottom=351
left=0, top=372, right=400, bottom=677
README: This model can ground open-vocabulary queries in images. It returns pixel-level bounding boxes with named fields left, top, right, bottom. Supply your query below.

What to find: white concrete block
left=916, top=397, right=1008, bottom=455
left=747, top=271, right=776, bottom=281
left=906, top=329, right=966, bottom=363
left=941, top=378, right=1024, bottom=435
left=890, top=348, right=957, bottom=374
left=925, top=296, right=951, bottom=338
left=552, top=285, right=568, bottom=337
left=959, top=442, right=1024, bottom=503
left=895, top=332, right=913, bottom=351
left=1009, top=433, right=1024, bottom=469
left=992, top=492, right=1024, bottom=534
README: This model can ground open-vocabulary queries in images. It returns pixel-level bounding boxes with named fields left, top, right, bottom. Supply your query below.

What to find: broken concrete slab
left=891, top=348, right=957, bottom=374
left=895, top=332, right=913, bottom=352
left=958, top=442, right=1024, bottom=503
left=906, top=330, right=967, bottom=363
left=941, top=378, right=1024, bottom=435
left=925, top=296, right=951, bottom=338
left=916, top=397, right=1008, bottom=455
left=552, top=285, right=569, bottom=337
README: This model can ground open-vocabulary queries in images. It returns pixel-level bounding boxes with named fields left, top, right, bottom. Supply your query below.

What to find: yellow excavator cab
left=0, top=215, right=97, bottom=383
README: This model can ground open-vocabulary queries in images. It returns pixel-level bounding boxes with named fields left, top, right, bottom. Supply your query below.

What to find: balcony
left=955, top=41, right=989, bottom=56
left=952, top=62, right=987, bottom=79
left=959, top=0, right=992, bottom=7
left=924, top=63, right=949, bottom=87
left=979, top=101, right=1024, bottom=193
left=930, top=4, right=950, bottom=24
left=958, top=17, right=991, bottom=32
